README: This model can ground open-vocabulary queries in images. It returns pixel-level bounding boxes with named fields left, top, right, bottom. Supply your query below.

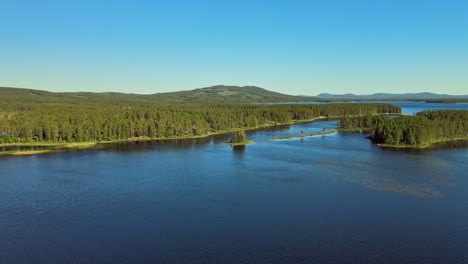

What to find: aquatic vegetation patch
left=271, top=130, right=336, bottom=140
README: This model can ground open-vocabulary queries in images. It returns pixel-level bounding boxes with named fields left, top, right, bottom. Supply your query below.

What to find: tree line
left=0, top=101, right=400, bottom=143
left=339, top=110, right=468, bottom=146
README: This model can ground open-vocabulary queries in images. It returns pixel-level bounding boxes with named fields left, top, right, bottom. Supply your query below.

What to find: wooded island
left=339, top=110, right=468, bottom=148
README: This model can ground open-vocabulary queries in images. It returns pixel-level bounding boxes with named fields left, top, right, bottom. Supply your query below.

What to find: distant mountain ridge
left=313, top=92, right=468, bottom=100
left=2, top=85, right=467, bottom=104
left=0, top=85, right=326, bottom=104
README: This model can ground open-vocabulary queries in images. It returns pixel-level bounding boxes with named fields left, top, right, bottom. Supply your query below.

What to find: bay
left=0, top=102, right=467, bottom=263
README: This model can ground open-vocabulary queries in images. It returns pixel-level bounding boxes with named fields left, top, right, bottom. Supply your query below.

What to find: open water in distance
left=0, top=102, right=467, bottom=263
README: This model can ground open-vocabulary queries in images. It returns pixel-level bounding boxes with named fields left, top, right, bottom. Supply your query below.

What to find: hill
left=0, top=85, right=326, bottom=104
left=3, top=86, right=466, bottom=104
left=148, top=85, right=330, bottom=103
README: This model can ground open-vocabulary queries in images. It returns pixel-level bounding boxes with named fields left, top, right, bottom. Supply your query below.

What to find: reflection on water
left=232, top=145, right=246, bottom=157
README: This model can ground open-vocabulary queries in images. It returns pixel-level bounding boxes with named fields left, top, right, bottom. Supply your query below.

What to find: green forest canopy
left=0, top=98, right=400, bottom=143
left=0, top=85, right=333, bottom=104
left=339, top=110, right=468, bottom=146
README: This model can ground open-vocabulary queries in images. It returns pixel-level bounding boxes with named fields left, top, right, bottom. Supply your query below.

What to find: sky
left=1, top=0, right=467, bottom=95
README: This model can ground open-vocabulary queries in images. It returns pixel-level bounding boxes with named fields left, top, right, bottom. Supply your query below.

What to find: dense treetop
left=0, top=89, right=400, bottom=143
left=339, top=110, right=468, bottom=146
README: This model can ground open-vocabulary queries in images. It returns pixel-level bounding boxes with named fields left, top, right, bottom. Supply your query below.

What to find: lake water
left=1, top=102, right=467, bottom=263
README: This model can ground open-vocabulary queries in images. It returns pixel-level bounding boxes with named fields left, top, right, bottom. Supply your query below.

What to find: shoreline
left=0, top=113, right=402, bottom=156
left=0, top=150, right=54, bottom=156
left=377, top=137, right=468, bottom=149
left=0, top=116, right=338, bottom=148
left=336, top=127, right=371, bottom=132
left=0, top=116, right=327, bottom=155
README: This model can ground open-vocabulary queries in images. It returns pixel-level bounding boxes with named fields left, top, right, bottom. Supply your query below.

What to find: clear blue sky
left=1, top=0, right=467, bottom=95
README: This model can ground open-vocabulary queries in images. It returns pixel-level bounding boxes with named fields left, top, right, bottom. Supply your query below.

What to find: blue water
left=360, top=101, right=468, bottom=115
left=0, top=102, right=467, bottom=263
left=270, top=101, right=468, bottom=115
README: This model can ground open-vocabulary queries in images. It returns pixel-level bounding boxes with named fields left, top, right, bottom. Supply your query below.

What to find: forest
left=0, top=85, right=334, bottom=104
left=339, top=110, right=468, bottom=146
left=0, top=100, right=400, bottom=144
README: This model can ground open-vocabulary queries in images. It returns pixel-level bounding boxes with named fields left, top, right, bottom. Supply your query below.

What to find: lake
left=1, top=102, right=467, bottom=263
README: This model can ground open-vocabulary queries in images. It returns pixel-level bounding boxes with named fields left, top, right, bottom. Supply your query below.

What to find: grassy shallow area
left=62, top=142, right=97, bottom=148
left=0, top=150, right=53, bottom=156
left=271, top=130, right=336, bottom=140
left=378, top=137, right=468, bottom=149
left=225, top=140, right=254, bottom=146
left=0, top=142, right=97, bottom=148
left=0, top=142, right=100, bottom=156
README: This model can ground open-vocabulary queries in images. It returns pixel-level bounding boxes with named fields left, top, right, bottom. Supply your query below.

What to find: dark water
left=1, top=103, right=467, bottom=263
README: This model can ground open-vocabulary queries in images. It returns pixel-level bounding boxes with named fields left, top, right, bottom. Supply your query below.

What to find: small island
left=225, top=131, right=253, bottom=145
left=338, top=110, right=468, bottom=148
left=271, top=130, right=336, bottom=140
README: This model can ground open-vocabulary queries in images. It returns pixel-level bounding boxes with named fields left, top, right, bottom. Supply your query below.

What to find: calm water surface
left=0, top=102, right=467, bottom=263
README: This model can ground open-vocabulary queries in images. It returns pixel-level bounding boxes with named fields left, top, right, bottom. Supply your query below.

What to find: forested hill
left=147, top=85, right=326, bottom=103
left=0, top=85, right=327, bottom=104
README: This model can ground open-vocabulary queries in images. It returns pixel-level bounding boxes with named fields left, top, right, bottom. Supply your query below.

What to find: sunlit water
left=0, top=102, right=467, bottom=263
